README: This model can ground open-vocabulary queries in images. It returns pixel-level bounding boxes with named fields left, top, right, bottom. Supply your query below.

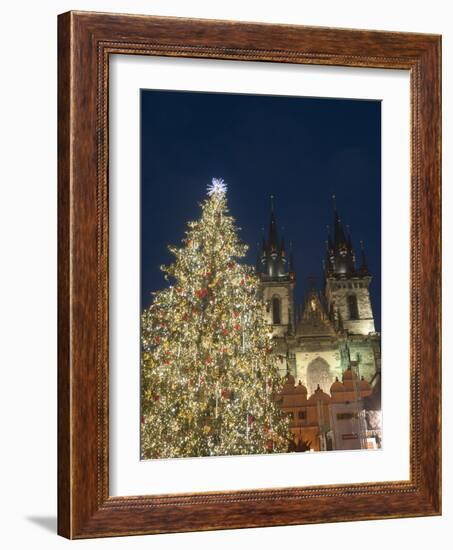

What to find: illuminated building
left=256, top=197, right=382, bottom=450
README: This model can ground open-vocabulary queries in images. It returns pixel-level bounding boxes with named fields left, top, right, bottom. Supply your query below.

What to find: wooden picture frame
left=58, top=11, right=441, bottom=539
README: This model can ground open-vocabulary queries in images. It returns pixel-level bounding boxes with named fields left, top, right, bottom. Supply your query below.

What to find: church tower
left=256, top=196, right=296, bottom=337
left=324, top=198, right=375, bottom=335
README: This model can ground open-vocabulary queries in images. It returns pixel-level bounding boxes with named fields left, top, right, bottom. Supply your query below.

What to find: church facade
left=256, top=198, right=381, bottom=450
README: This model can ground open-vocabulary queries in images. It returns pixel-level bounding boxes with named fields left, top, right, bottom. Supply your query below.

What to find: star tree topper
left=207, top=177, right=227, bottom=196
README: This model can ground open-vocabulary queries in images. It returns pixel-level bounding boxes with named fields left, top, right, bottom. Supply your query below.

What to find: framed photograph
left=58, top=11, right=441, bottom=538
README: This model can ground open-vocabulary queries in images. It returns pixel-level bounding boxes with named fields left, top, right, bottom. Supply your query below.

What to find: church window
left=306, top=357, right=331, bottom=394
left=272, top=296, right=281, bottom=324
left=347, top=294, right=359, bottom=320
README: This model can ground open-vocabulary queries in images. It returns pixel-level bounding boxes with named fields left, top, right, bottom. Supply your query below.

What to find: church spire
left=325, top=197, right=376, bottom=335
left=280, top=237, right=286, bottom=258
left=327, top=224, right=333, bottom=250
left=334, top=210, right=347, bottom=248
left=257, top=195, right=294, bottom=281
left=326, top=196, right=357, bottom=276
left=268, top=195, right=279, bottom=255
left=289, top=240, right=295, bottom=276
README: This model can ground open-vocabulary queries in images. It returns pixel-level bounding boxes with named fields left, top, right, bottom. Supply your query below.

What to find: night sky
left=141, top=90, right=381, bottom=332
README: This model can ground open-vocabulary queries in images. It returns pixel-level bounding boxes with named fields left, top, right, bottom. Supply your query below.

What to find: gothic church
left=256, top=198, right=381, bottom=397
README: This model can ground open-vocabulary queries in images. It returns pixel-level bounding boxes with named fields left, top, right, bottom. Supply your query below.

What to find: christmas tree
left=141, top=178, right=290, bottom=459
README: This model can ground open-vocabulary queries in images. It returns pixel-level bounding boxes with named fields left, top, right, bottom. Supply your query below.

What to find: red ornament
left=153, top=394, right=160, bottom=402
left=266, top=440, right=274, bottom=451
left=221, top=388, right=230, bottom=398
left=240, top=279, right=245, bottom=286
left=222, top=328, right=229, bottom=336
left=175, top=287, right=182, bottom=293
left=183, top=313, right=189, bottom=321
left=227, top=262, right=235, bottom=269
left=205, top=356, right=212, bottom=365
left=154, top=336, right=161, bottom=344
left=233, top=310, right=240, bottom=318
left=247, top=414, right=255, bottom=424
left=196, top=288, right=208, bottom=299
left=234, top=324, right=241, bottom=331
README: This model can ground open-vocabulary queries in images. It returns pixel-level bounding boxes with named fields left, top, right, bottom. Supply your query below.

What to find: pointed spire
left=327, top=224, right=333, bottom=250
left=280, top=237, right=286, bottom=258
left=261, top=236, right=267, bottom=257
left=289, top=240, right=295, bottom=276
left=331, top=194, right=348, bottom=247
left=324, top=239, right=332, bottom=275
left=334, top=211, right=347, bottom=247
left=268, top=195, right=278, bottom=254
left=258, top=195, right=293, bottom=281
left=326, top=196, right=357, bottom=276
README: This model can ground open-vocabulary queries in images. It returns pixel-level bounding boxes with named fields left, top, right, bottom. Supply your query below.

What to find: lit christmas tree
left=141, top=178, right=291, bottom=459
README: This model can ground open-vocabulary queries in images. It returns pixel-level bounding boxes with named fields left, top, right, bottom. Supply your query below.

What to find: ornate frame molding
left=58, top=11, right=441, bottom=538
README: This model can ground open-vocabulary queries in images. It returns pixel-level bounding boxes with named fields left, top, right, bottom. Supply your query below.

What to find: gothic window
left=347, top=294, right=359, bottom=320
left=272, top=296, right=281, bottom=324
left=306, top=357, right=331, bottom=395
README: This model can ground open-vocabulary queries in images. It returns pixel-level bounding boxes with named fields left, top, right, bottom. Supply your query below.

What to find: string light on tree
left=141, top=178, right=291, bottom=459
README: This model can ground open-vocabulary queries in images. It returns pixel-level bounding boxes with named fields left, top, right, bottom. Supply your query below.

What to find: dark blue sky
left=141, top=90, right=381, bottom=331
